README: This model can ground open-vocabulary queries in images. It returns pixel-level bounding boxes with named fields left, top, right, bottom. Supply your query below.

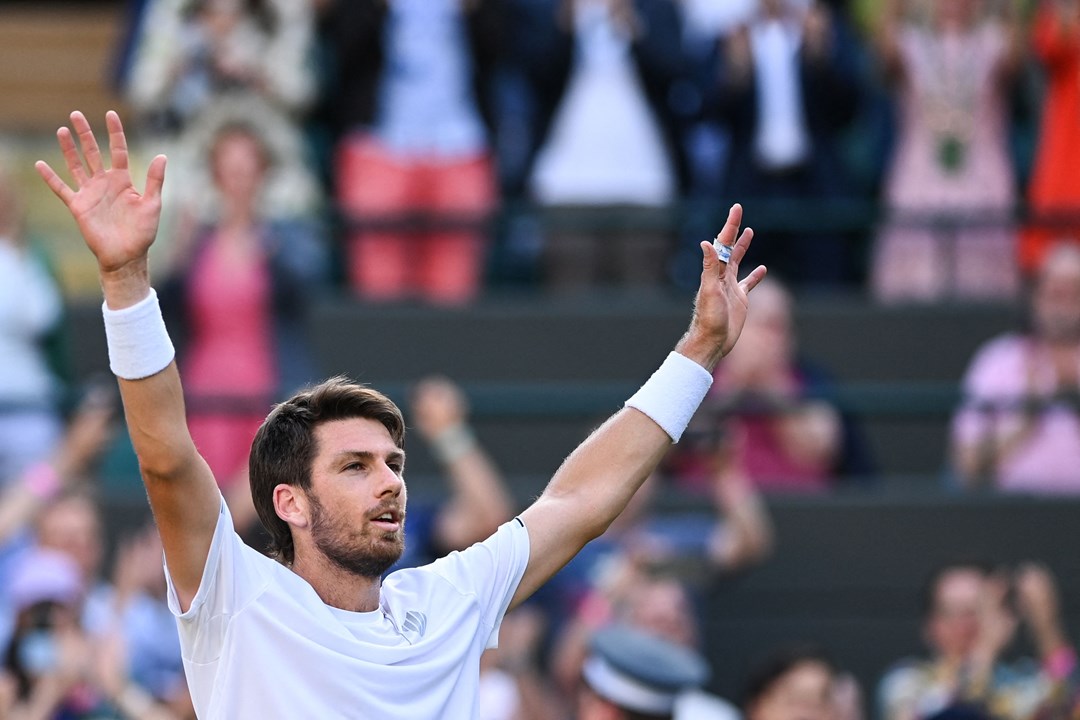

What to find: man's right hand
left=35, top=111, right=166, bottom=295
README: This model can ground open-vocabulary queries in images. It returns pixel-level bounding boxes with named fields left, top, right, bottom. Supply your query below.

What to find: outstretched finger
left=70, top=111, right=105, bottom=176
left=144, top=154, right=167, bottom=200
left=105, top=111, right=129, bottom=171
left=713, top=203, right=744, bottom=249
left=728, top=227, right=755, bottom=267
left=739, top=265, right=768, bottom=294
left=57, top=127, right=88, bottom=186
left=34, top=160, right=75, bottom=205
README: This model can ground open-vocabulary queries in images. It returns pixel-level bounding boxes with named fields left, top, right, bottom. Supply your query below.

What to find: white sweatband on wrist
left=102, top=288, right=176, bottom=380
left=625, top=352, right=713, bottom=442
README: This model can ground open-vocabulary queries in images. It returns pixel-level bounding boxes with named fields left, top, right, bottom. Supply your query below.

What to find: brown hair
left=249, top=377, right=405, bottom=564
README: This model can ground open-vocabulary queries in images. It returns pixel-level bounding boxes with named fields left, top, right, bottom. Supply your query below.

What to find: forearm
left=711, top=475, right=773, bottom=569
left=100, top=261, right=198, bottom=478
left=434, top=433, right=514, bottom=549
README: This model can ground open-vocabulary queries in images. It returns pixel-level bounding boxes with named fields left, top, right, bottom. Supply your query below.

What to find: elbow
left=138, top=446, right=201, bottom=485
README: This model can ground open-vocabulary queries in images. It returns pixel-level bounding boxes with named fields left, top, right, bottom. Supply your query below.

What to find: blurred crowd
left=3, top=0, right=1080, bottom=717
left=102, top=0, right=1080, bottom=301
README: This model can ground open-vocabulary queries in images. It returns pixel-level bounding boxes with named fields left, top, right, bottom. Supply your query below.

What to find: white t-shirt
left=166, top=498, right=530, bottom=719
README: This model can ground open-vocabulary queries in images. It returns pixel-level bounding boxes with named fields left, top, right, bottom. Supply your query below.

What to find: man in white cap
left=580, top=625, right=711, bottom=720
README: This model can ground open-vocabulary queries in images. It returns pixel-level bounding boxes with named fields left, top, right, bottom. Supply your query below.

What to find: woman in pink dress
left=163, top=124, right=325, bottom=510
left=871, top=0, right=1022, bottom=302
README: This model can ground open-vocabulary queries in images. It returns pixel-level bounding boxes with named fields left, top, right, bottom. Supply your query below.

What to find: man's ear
left=274, top=484, right=310, bottom=530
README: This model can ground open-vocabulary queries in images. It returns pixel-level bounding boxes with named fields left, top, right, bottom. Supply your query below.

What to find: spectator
left=1021, top=0, right=1080, bottom=274
left=0, top=165, right=65, bottom=482
left=578, top=624, right=711, bottom=720
left=0, top=392, right=113, bottom=654
left=871, top=0, right=1022, bottom=302
left=707, top=0, right=863, bottom=287
left=528, top=0, right=691, bottom=293
left=548, top=477, right=772, bottom=711
left=0, top=549, right=112, bottom=719
left=396, top=376, right=514, bottom=569
left=125, top=0, right=316, bottom=134
left=950, top=243, right=1080, bottom=492
left=743, top=646, right=857, bottom=720
left=879, top=563, right=1077, bottom=720
left=669, top=278, right=871, bottom=493
left=123, top=0, right=322, bottom=236
left=325, top=0, right=502, bottom=304
left=160, top=121, right=326, bottom=530
left=32, top=495, right=189, bottom=718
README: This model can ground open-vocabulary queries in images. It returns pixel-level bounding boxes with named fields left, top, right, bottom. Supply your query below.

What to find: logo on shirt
left=401, top=610, right=427, bottom=641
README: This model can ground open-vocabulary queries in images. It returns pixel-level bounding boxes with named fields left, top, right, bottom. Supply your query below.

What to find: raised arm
left=35, top=111, right=220, bottom=610
left=410, top=377, right=513, bottom=551
left=511, top=204, right=766, bottom=608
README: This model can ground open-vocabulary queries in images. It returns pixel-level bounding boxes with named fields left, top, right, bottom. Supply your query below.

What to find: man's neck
left=291, top=550, right=384, bottom=613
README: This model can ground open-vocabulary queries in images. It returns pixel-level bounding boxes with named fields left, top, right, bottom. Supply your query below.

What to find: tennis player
left=36, top=110, right=766, bottom=718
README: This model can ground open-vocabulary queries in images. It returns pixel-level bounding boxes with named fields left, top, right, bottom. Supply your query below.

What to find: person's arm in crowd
left=510, top=205, right=767, bottom=609
left=995, top=0, right=1026, bottom=83
left=411, top=377, right=514, bottom=551
left=35, top=111, right=221, bottom=613
left=0, top=390, right=113, bottom=546
left=707, top=469, right=773, bottom=572
left=952, top=418, right=1037, bottom=489
left=1015, top=564, right=1077, bottom=678
left=962, top=572, right=1018, bottom=700
left=877, top=0, right=908, bottom=82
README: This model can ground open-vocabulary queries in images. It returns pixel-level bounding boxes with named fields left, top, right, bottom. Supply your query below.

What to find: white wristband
left=625, top=352, right=713, bottom=442
left=102, top=288, right=176, bottom=380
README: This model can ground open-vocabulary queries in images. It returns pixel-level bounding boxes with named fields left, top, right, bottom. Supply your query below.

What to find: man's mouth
left=370, top=510, right=401, bottom=532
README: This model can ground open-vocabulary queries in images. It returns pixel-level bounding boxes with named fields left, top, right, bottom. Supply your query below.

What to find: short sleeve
left=426, top=518, right=530, bottom=650
left=165, top=495, right=273, bottom=664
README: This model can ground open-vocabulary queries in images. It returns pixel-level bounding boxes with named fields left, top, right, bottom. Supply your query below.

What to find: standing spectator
left=1021, top=0, right=1080, bottom=274
left=879, top=563, right=1077, bottom=720
left=326, top=0, right=502, bottom=304
left=125, top=0, right=316, bottom=133
left=871, top=0, right=1022, bottom=302
left=669, top=278, right=872, bottom=493
left=528, top=0, right=691, bottom=293
left=708, top=0, right=863, bottom=287
left=950, top=243, right=1080, bottom=492
left=0, top=166, right=64, bottom=482
left=161, top=121, right=326, bottom=529
left=123, top=0, right=321, bottom=232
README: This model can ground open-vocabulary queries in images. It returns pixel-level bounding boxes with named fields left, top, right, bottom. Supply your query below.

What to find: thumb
left=700, top=240, right=719, bottom=277
left=144, top=154, right=167, bottom=200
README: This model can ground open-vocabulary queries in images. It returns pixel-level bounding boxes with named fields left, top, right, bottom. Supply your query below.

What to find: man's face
left=305, top=418, right=407, bottom=578
left=925, top=568, right=984, bottom=662
left=1033, top=254, right=1080, bottom=344
left=37, top=497, right=103, bottom=581
left=748, top=661, right=834, bottom=720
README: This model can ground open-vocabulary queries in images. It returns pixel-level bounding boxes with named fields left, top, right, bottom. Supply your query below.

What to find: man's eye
left=344, top=462, right=363, bottom=472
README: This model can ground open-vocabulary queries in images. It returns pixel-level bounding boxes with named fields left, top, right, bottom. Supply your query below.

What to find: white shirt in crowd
left=166, top=497, right=530, bottom=719
left=531, top=0, right=675, bottom=206
left=751, top=17, right=811, bottom=170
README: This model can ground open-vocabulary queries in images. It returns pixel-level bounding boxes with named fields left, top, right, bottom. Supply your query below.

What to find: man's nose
left=376, top=463, right=404, bottom=498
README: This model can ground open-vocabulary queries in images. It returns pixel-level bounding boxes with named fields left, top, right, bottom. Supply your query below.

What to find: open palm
left=35, top=111, right=166, bottom=273
left=684, top=203, right=768, bottom=367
